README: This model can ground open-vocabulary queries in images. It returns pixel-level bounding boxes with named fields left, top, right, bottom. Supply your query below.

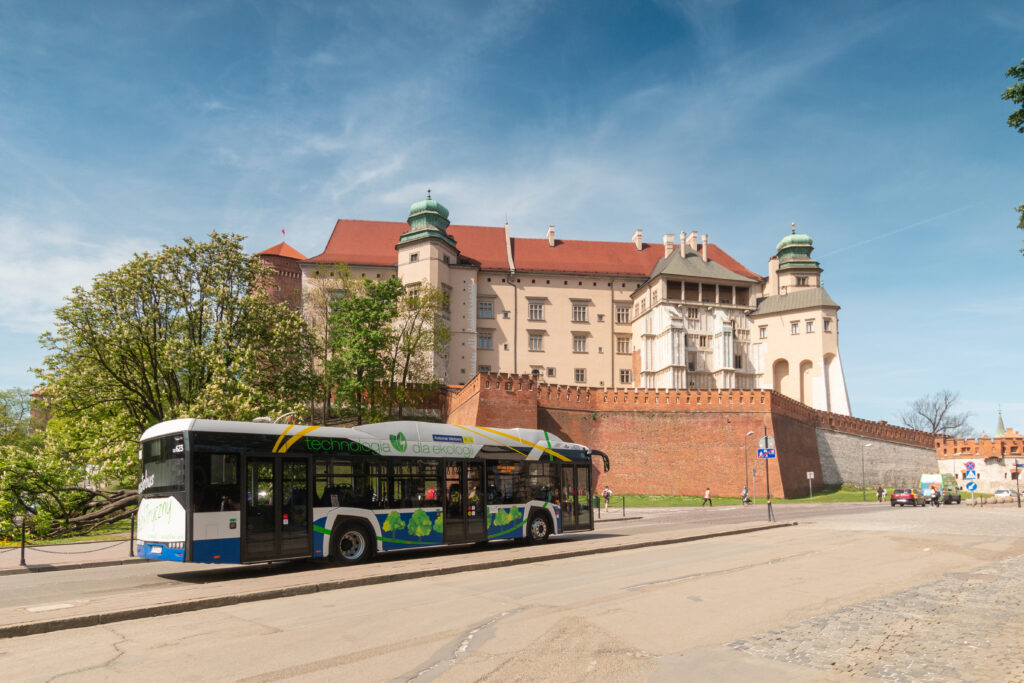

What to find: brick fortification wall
left=444, top=374, right=935, bottom=498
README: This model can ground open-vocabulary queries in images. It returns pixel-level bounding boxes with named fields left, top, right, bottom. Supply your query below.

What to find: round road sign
left=965, top=481, right=978, bottom=491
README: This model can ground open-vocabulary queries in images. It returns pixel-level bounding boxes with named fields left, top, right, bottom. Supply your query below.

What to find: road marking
left=25, top=603, right=75, bottom=613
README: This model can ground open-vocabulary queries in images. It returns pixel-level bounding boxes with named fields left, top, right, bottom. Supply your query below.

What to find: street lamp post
left=744, top=430, right=755, bottom=495
left=862, top=442, right=873, bottom=502
left=14, top=514, right=25, bottom=567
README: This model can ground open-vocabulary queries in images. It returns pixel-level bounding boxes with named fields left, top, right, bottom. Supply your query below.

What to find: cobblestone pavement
left=730, top=550, right=1024, bottom=682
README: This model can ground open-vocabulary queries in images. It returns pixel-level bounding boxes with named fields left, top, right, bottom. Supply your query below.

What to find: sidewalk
left=0, top=539, right=145, bottom=576
left=0, top=519, right=794, bottom=639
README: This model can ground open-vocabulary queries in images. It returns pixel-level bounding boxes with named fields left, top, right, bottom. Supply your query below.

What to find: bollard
left=621, top=495, right=625, bottom=517
left=19, top=516, right=27, bottom=567
left=129, top=510, right=136, bottom=558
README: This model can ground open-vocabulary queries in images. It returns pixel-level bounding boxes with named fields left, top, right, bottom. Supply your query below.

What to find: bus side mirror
left=591, top=450, right=610, bottom=473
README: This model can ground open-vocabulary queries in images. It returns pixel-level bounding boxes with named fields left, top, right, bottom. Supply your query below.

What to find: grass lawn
left=618, top=486, right=909, bottom=507
left=0, top=519, right=133, bottom=547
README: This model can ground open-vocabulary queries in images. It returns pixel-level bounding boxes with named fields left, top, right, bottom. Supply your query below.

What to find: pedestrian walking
left=602, top=485, right=612, bottom=511
left=702, top=487, right=712, bottom=507
left=876, top=486, right=884, bottom=503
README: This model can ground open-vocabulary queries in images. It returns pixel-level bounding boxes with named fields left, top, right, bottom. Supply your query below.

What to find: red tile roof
left=304, top=219, right=762, bottom=280
left=259, top=242, right=307, bottom=260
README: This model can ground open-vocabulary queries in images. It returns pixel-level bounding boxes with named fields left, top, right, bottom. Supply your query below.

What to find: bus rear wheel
left=527, top=512, right=550, bottom=544
left=331, top=522, right=374, bottom=565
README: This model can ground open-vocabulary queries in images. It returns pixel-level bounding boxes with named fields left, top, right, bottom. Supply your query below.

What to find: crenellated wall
left=442, top=373, right=936, bottom=497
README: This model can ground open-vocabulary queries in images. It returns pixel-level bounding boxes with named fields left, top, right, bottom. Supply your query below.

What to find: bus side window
left=194, top=453, right=240, bottom=512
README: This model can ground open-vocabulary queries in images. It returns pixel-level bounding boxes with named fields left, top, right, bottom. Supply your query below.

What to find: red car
left=890, top=489, right=918, bottom=507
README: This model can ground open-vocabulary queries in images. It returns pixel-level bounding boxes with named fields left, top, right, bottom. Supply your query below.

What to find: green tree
left=0, top=388, right=35, bottom=447
left=327, top=276, right=403, bottom=423
left=34, top=232, right=316, bottom=486
left=1003, top=58, right=1024, bottom=247
left=384, top=284, right=451, bottom=419
left=407, top=508, right=433, bottom=538
left=382, top=510, right=405, bottom=539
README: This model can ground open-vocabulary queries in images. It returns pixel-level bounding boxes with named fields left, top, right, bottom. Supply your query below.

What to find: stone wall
left=816, top=429, right=936, bottom=489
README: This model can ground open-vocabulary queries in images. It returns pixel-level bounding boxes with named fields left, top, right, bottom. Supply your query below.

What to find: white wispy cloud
left=0, top=216, right=152, bottom=335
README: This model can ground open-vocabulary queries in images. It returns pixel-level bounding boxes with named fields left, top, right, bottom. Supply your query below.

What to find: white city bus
left=136, top=419, right=610, bottom=565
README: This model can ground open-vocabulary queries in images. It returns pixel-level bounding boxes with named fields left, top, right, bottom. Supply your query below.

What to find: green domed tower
left=775, top=227, right=819, bottom=272
left=400, top=191, right=457, bottom=248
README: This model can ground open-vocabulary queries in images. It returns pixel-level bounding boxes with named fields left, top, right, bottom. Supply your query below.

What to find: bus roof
left=140, top=419, right=589, bottom=462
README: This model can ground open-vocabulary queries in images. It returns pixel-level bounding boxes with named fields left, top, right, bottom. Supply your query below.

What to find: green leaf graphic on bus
left=408, top=509, right=432, bottom=538
left=382, top=510, right=405, bottom=538
left=389, top=432, right=407, bottom=452
left=433, top=511, right=444, bottom=533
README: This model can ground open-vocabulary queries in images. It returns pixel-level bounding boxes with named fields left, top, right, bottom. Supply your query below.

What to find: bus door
left=443, top=461, right=487, bottom=544
left=242, top=455, right=312, bottom=562
left=559, top=464, right=593, bottom=531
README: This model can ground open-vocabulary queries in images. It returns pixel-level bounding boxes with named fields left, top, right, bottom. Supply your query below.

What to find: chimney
left=686, top=230, right=698, bottom=251
left=546, top=225, right=555, bottom=247
left=632, top=229, right=643, bottom=251
left=701, top=233, right=708, bottom=262
left=663, top=234, right=674, bottom=258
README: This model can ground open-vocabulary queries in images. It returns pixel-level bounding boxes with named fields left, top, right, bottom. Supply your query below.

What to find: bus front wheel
left=331, top=522, right=374, bottom=565
left=527, top=512, right=550, bottom=544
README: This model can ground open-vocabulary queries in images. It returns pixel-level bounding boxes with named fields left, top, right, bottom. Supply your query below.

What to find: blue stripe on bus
left=192, top=537, right=241, bottom=564
left=137, top=543, right=185, bottom=562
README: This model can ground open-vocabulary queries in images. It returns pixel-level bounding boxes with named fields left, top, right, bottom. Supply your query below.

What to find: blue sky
left=1, top=1, right=1022, bottom=434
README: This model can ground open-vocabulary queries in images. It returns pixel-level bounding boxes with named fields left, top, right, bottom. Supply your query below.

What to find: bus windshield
left=140, top=433, right=186, bottom=493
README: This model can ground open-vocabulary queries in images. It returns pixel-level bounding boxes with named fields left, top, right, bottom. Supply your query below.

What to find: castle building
left=259, top=195, right=851, bottom=414
left=935, top=412, right=1024, bottom=492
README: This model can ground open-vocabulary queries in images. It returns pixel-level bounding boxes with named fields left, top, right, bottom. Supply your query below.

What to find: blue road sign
left=757, top=448, right=776, bottom=459
left=965, top=481, right=978, bottom=491
left=964, top=470, right=978, bottom=480
left=965, top=461, right=976, bottom=471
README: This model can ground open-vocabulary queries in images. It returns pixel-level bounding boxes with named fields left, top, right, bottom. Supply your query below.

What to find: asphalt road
left=4, top=503, right=1022, bottom=682
left=0, top=503, right=875, bottom=612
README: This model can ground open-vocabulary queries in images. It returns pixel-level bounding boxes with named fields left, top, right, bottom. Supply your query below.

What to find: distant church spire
left=996, top=407, right=1006, bottom=438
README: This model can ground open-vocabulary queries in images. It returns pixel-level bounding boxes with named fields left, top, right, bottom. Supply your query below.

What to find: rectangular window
left=687, top=308, right=698, bottom=320
left=478, top=365, right=491, bottom=373
left=546, top=367, right=556, bottom=378
left=574, top=368, right=586, bottom=384
left=697, top=335, right=708, bottom=348
left=619, top=369, right=633, bottom=384
left=572, top=303, right=588, bottom=322
left=806, top=320, right=814, bottom=333
left=597, top=313, right=605, bottom=323
left=824, top=319, right=832, bottom=332
left=478, top=332, right=493, bottom=350
left=616, top=336, right=630, bottom=354
left=528, top=334, right=543, bottom=351
left=734, top=354, right=742, bottom=369
left=478, top=300, right=494, bottom=319
left=759, top=326, right=767, bottom=339
left=573, top=335, right=587, bottom=353
left=796, top=276, right=807, bottom=286
left=409, top=253, right=419, bottom=263
left=616, top=304, right=630, bottom=324
left=528, top=302, right=544, bottom=321
left=791, top=322, right=799, bottom=335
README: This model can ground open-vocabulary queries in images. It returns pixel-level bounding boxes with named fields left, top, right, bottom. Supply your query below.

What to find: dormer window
left=796, top=276, right=807, bottom=286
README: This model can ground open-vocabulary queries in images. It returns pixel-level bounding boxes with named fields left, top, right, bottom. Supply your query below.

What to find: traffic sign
left=964, top=470, right=978, bottom=480
left=965, top=481, right=978, bottom=491
left=964, top=461, right=975, bottom=471
left=758, top=436, right=775, bottom=450
left=806, top=471, right=814, bottom=479
left=757, top=448, right=776, bottom=459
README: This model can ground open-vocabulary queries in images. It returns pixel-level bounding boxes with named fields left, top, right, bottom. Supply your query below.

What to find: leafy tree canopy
left=34, top=232, right=315, bottom=485
left=1003, top=59, right=1024, bottom=242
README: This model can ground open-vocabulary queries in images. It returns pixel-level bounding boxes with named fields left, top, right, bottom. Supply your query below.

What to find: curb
left=0, top=522, right=796, bottom=639
left=0, top=558, right=149, bottom=578
left=595, top=516, right=643, bottom=523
